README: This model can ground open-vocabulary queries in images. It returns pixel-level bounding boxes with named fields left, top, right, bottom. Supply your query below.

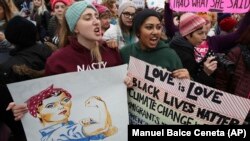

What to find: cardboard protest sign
left=8, top=65, right=128, bottom=141
left=127, top=57, right=250, bottom=125
left=170, top=0, right=250, bottom=13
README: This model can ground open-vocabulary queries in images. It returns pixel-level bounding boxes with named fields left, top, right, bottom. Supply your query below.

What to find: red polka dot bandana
left=27, top=85, right=72, bottom=117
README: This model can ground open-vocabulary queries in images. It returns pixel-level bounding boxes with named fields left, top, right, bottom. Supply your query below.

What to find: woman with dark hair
left=121, top=9, right=190, bottom=80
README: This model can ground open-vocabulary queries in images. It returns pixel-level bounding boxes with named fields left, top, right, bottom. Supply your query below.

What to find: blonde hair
left=91, top=42, right=102, bottom=62
left=197, top=12, right=217, bottom=26
left=6, top=0, right=19, bottom=14
left=0, top=0, right=17, bottom=22
left=102, top=0, right=117, bottom=17
left=102, top=0, right=116, bottom=9
left=31, top=0, right=48, bottom=15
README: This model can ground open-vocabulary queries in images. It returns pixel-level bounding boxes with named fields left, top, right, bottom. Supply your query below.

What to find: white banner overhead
left=169, top=0, right=250, bottom=13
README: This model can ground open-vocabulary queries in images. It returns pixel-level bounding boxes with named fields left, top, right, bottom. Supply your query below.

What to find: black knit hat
left=133, top=9, right=162, bottom=36
left=5, top=16, right=37, bottom=48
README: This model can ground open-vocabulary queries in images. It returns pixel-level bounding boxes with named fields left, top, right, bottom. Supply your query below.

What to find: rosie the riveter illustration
left=26, top=85, right=117, bottom=141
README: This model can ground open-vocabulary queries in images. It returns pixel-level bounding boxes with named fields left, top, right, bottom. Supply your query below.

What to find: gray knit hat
left=118, top=1, right=136, bottom=17
left=65, top=1, right=97, bottom=32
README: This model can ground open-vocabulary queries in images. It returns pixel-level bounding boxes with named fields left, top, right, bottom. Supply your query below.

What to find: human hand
left=6, top=102, right=28, bottom=121
left=106, top=39, right=118, bottom=49
left=44, top=41, right=58, bottom=51
left=43, top=36, right=50, bottom=42
left=165, top=0, right=169, bottom=3
left=124, top=75, right=133, bottom=88
left=172, top=68, right=190, bottom=79
left=0, top=32, right=5, bottom=42
left=203, top=56, right=218, bottom=76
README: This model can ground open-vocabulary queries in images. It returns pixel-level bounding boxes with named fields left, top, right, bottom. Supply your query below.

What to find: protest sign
left=8, top=65, right=128, bottom=141
left=132, top=0, right=145, bottom=9
left=147, top=0, right=165, bottom=9
left=170, top=0, right=250, bottom=13
left=127, top=57, right=250, bottom=125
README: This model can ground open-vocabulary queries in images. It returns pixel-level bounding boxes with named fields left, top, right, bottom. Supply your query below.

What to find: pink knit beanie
left=50, top=0, right=72, bottom=10
left=179, top=13, right=206, bottom=36
left=93, top=3, right=110, bottom=15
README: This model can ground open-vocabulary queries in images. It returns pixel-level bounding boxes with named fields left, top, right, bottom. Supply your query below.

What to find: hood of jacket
left=135, top=40, right=170, bottom=52
left=169, top=34, right=194, bottom=50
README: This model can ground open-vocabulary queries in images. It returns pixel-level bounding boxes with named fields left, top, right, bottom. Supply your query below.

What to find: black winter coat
left=169, top=35, right=216, bottom=87
left=0, top=43, right=51, bottom=139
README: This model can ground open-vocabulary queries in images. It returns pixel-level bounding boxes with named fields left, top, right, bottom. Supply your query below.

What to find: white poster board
left=127, top=57, right=250, bottom=125
left=8, top=65, right=128, bottom=141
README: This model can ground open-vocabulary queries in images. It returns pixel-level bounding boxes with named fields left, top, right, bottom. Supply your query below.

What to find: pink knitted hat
left=93, top=3, right=110, bottom=15
left=179, top=13, right=206, bottom=36
left=50, top=0, right=72, bottom=10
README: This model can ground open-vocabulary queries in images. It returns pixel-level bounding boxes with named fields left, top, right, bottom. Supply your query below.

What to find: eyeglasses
left=122, top=12, right=135, bottom=18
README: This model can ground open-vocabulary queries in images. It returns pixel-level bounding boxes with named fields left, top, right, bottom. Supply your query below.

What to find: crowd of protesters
left=0, top=0, right=250, bottom=140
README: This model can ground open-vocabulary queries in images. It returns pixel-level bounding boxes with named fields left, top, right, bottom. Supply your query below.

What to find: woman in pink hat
left=93, top=3, right=111, bottom=35
left=164, top=0, right=250, bottom=88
